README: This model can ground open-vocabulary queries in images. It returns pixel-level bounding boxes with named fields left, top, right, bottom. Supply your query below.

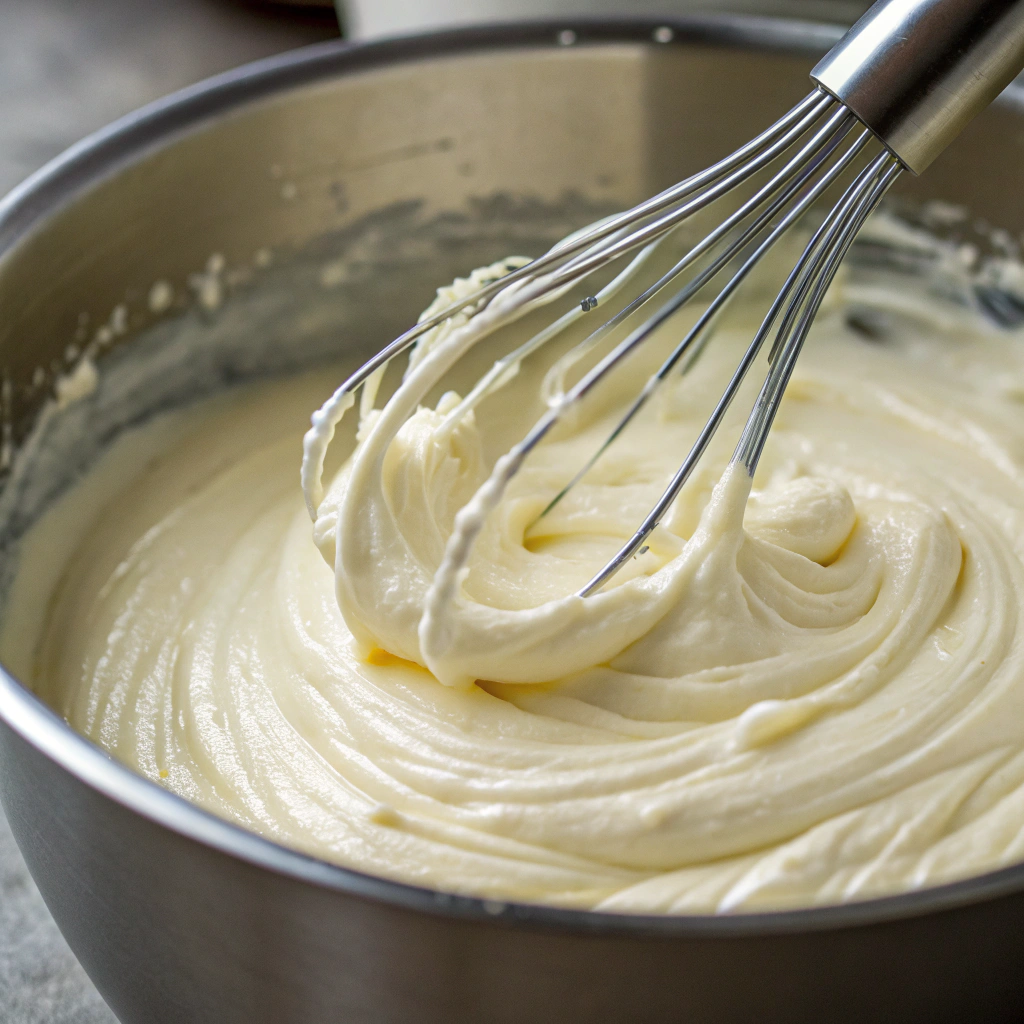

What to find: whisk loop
left=303, top=80, right=906, bottom=620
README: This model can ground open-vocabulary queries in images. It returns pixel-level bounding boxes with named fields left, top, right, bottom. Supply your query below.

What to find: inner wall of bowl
left=0, top=32, right=1023, bottom=622
left=0, top=41, right=817, bottom=439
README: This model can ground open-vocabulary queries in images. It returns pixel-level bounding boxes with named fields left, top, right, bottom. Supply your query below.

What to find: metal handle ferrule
left=811, top=0, right=1024, bottom=174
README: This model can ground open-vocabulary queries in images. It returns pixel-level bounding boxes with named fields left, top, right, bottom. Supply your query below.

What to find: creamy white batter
left=10, top=234, right=1024, bottom=913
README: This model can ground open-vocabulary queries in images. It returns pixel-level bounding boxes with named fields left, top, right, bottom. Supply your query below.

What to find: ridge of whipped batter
left=12, top=233, right=1024, bottom=913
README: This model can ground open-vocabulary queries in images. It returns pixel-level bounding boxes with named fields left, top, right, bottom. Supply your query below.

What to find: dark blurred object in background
left=0, top=0, right=340, bottom=197
left=250, top=0, right=337, bottom=7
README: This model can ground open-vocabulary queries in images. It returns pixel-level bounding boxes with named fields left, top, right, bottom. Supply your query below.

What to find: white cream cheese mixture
left=9, top=229, right=1024, bottom=913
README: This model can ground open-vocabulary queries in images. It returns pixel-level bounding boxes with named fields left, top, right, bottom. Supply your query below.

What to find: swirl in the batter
left=17, top=250, right=1024, bottom=912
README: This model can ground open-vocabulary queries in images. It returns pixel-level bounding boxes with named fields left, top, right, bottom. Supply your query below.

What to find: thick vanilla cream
left=9, top=233, right=1024, bottom=913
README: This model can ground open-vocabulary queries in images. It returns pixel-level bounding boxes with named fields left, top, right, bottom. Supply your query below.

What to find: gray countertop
left=0, top=5, right=338, bottom=1019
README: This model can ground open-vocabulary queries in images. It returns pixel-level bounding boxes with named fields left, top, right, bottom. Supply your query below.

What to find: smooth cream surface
left=14, top=250, right=1024, bottom=913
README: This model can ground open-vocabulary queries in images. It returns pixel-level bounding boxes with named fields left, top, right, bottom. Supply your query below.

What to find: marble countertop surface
left=0, top=6, right=337, bottom=1019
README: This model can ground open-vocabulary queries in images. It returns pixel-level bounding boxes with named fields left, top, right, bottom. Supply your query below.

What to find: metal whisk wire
left=580, top=150, right=901, bottom=596
left=303, top=89, right=894, bottom=600
left=303, top=0, right=1024, bottom=622
left=427, top=115, right=899, bottom=602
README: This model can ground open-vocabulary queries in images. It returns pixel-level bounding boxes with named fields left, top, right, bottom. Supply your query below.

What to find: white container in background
left=340, top=0, right=868, bottom=38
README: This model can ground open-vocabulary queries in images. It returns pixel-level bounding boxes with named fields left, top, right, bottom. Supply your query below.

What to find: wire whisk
left=303, top=0, right=1024, bottom=622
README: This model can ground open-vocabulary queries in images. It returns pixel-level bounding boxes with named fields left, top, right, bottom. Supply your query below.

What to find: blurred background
left=0, top=1, right=868, bottom=1022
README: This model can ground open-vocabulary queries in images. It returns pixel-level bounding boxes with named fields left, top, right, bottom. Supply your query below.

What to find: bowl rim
left=3, top=13, right=1024, bottom=940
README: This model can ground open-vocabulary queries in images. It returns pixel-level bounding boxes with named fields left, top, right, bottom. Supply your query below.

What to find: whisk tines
left=302, top=86, right=903, bottom=609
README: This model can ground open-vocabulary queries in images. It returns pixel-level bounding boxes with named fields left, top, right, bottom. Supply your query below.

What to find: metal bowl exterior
left=2, top=19, right=1024, bottom=1023
left=7, top=690, right=1024, bottom=1024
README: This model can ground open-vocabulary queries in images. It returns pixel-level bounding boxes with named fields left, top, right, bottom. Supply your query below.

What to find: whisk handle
left=811, top=0, right=1024, bottom=174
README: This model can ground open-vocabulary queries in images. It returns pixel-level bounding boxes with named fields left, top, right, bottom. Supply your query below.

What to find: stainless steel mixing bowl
left=2, top=17, right=1024, bottom=1024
